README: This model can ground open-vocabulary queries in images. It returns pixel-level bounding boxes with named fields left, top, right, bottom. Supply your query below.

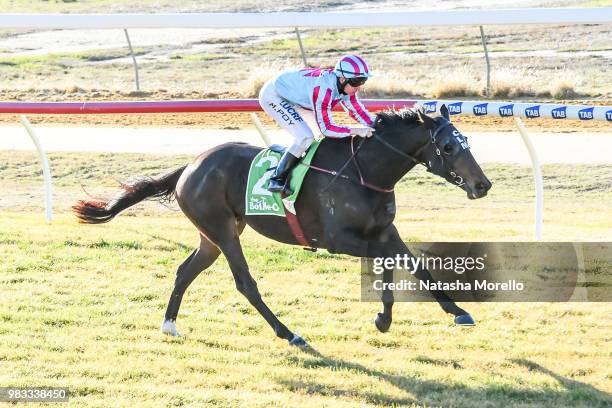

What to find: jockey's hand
left=351, top=127, right=373, bottom=138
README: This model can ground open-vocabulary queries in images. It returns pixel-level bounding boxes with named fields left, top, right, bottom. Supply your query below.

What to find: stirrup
left=267, top=178, right=293, bottom=195
left=267, top=151, right=299, bottom=194
left=267, top=178, right=286, bottom=193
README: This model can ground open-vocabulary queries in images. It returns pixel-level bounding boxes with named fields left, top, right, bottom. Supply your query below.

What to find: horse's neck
left=358, top=129, right=423, bottom=190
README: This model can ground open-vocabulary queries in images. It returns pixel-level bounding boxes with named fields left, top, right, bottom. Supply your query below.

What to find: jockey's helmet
left=334, top=54, right=373, bottom=80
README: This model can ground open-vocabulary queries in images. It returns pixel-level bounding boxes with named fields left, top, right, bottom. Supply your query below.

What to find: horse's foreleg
left=375, top=265, right=394, bottom=333
left=412, top=265, right=474, bottom=325
left=383, top=227, right=473, bottom=324
left=324, top=230, right=395, bottom=332
left=371, top=234, right=399, bottom=333
left=162, top=234, right=221, bottom=336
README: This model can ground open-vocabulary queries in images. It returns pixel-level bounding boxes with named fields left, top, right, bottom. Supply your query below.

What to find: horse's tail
left=72, top=165, right=187, bottom=224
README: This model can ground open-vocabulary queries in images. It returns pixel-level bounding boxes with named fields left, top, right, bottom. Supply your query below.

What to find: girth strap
left=282, top=192, right=315, bottom=250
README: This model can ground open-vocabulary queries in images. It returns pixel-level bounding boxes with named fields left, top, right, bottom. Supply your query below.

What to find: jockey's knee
left=258, top=79, right=274, bottom=101
left=288, top=135, right=314, bottom=157
left=301, top=134, right=315, bottom=149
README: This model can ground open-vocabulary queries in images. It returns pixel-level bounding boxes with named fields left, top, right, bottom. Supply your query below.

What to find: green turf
left=1, top=151, right=611, bottom=407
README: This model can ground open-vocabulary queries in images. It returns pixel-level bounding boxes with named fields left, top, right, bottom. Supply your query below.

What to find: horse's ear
left=440, top=104, right=450, bottom=121
left=417, top=108, right=436, bottom=130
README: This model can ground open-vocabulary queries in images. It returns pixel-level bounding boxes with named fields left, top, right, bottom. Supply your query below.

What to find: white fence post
left=250, top=113, right=272, bottom=146
left=294, top=27, right=308, bottom=66
left=514, top=117, right=543, bottom=240
left=20, top=115, right=53, bottom=223
left=124, top=29, right=140, bottom=91
left=479, top=26, right=491, bottom=97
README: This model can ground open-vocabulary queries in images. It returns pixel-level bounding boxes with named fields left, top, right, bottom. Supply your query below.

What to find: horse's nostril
left=476, top=182, right=485, bottom=191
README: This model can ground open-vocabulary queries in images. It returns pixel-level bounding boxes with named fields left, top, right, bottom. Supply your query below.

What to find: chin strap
left=336, top=76, right=348, bottom=95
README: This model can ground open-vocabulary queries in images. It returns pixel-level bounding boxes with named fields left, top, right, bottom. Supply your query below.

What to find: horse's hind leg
left=196, top=211, right=304, bottom=345
left=161, top=233, right=222, bottom=336
left=219, top=235, right=305, bottom=346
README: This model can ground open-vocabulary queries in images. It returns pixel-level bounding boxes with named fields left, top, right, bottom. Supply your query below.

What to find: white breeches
left=259, top=80, right=316, bottom=157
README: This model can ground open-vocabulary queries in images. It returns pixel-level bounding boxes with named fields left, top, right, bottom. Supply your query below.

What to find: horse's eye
left=443, top=143, right=454, bottom=154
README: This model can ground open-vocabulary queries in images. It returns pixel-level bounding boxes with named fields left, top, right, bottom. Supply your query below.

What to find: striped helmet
left=334, top=54, right=372, bottom=79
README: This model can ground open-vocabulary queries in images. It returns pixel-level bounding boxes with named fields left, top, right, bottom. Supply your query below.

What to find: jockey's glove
left=351, top=127, right=374, bottom=138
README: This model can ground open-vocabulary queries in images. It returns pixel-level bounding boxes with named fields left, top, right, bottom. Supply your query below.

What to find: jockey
left=259, top=54, right=375, bottom=194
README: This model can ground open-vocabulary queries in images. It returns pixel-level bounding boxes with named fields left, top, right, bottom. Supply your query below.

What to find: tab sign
left=473, top=103, right=488, bottom=116
left=551, top=106, right=567, bottom=119
left=499, top=104, right=514, bottom=117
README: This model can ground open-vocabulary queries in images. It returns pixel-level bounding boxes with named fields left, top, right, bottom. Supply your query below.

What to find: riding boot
left=267, top=151, right=300, bottom=194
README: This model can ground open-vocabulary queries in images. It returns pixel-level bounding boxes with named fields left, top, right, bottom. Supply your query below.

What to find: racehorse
left=73, top=105, right=492, bottom=346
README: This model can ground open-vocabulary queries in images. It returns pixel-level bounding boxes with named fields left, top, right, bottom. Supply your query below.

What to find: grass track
left=1, top=151, right=611, bottom=406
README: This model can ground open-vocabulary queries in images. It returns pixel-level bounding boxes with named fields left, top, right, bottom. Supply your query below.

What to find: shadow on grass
left=510, top=359, right=611, bottom=405
left=274, top=346, right=611, bottom=407
left=129, top=229, right=192, bottom=252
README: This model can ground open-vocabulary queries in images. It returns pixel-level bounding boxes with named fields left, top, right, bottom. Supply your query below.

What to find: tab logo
left=578, top=107, right=594, bottom=120
left=551, top=106, right=567, bottom=119
left=606, top=110, right=612, bottom=122
left=525, top=105, right=540, bottom=118
left=422, top=101, right=437, bottom=113
left=448, top=102, right=463, bottom=115
left=473, top=103, right=488, bottom=116
left=499, top=104, right=514, bottom=117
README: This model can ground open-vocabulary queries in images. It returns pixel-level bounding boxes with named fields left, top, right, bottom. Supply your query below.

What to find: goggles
left=346, top=76, right=368, bottom=87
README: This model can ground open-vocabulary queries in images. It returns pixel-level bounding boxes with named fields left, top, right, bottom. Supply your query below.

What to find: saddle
left=245, top=141, right=321, bottom=217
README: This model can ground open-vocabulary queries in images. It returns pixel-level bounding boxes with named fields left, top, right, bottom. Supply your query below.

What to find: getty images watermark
left=371, top=252, right=523, bottom=292
left=361, top=242, right=612, bottom=302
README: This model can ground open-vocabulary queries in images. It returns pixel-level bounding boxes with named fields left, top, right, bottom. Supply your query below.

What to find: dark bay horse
left=73, top=105, right=492, bottom=346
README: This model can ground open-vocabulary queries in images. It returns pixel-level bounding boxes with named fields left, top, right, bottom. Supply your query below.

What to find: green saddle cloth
left=245, top=141, right=321, bottom=217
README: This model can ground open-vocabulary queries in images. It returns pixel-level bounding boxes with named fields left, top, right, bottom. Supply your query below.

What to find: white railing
left=1, top=99, right=610, bottom=122
left=1, top=8, right=611, bottom=28
left=418, top=100, right=612, bottom=121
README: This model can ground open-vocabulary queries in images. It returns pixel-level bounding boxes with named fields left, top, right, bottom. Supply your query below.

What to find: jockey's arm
left=341, top=94, right=375, bottom=127
left=311, top=85, right=353, bottom=138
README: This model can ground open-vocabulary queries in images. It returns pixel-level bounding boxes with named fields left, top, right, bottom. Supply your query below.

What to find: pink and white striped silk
left=312, top=86, right=351, bottom=138
left=334, top=54, right=372, bottom=79
left=270, top=66, right=375, bottom=138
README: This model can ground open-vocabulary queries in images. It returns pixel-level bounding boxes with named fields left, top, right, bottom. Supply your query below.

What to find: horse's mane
left=373, top=108, right=421, bottom=132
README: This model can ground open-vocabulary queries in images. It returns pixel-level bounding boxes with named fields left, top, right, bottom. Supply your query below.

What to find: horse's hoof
left=375, top=313, right=391, bottom=333
left=454, top=314, right=475, bottom=326
left=161, top=319, right=181, bottom=336
left=288, top=334, right=307, bottom=347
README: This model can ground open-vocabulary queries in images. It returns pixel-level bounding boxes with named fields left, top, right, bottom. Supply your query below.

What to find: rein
left=371, top=132, right=425, bottom=166
left=313, top=136, right=367, bottom=193
left=350, top=136, right=394, bottom=193
left=307, top=126, right=435, bottom=193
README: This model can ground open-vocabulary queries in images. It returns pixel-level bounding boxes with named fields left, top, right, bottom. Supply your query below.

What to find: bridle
left=309, top=119, right=456, bottom=193
left=425, top=119, right=469, bottom=187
